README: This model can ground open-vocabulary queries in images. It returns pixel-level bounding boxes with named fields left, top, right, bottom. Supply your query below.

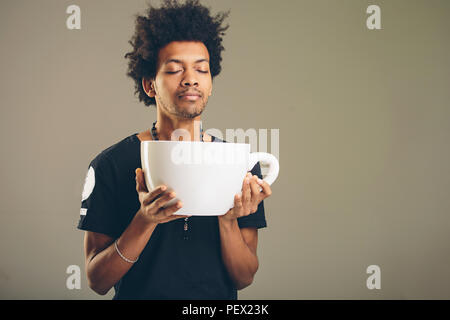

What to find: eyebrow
left=164, top=58, right=209, bottom=65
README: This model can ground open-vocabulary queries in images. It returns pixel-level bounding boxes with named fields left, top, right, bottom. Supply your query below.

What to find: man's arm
left=84, top=212, right=158, bottom=295
left=218, top=172, right=272, bottom=290
left=83, top=168, right=187, bottom=295
left=218, top=221, right=259, bottom=290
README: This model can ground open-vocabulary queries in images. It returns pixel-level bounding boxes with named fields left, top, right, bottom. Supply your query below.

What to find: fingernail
left=161, top=185, right=167, bottom=191
left=257, top=178, right=263, bottom=184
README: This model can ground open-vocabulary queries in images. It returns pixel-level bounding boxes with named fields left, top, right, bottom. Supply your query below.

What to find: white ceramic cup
left=141, top=140, right=279, bottom=216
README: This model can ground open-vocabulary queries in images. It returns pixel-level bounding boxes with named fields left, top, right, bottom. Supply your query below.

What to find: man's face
left=145, top=41, right=213, bottom=119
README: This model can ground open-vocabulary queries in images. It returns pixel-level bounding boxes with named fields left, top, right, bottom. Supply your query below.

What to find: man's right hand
left=135, top=168, right=189, bottom=224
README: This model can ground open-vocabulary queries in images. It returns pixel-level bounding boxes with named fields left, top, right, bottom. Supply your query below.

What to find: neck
left=155, top=108, right=202, bottom=141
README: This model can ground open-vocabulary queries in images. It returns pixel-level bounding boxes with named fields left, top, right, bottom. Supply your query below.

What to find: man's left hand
left=220, top=172, right=272, bottom=221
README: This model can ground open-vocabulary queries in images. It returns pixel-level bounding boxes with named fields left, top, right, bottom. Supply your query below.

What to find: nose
left=181, top=68, right=199, bottom=87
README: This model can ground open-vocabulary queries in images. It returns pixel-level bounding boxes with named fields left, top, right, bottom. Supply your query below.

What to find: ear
left=142, top=78, right=155, bottom=98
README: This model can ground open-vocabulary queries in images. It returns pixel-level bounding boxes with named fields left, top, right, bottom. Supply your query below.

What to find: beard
left=156, top=94, right=207, bottom=119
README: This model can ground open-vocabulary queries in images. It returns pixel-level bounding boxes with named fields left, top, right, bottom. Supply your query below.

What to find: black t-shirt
left=77, top=133, right=267, bottom=300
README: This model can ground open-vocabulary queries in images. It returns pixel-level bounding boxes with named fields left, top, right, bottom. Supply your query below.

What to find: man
left=78, top=0, right=272, bottom=299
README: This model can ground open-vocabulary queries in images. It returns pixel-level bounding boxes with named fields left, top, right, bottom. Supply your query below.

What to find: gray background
left=0, top=0, right=449, bottom=299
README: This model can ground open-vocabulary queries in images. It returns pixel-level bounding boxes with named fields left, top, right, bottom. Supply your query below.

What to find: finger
left=233, top=193, right=243, bottom=215
left=142, top=185, right=168, bottom=206
left=159, top=214, right=190, bottom=224
left=249, top=175, right=262, bottom=208
left=257, top=178, right=272, bottom=198
left=151, top=191, right=177, bottom=210
left=242, top=172, right=251, bottom=192
left=249, top=175, right=261, bottom=196
left=242, top=174, right=251, bottom=206
left=135, top=168, right=148, bottom=193
left=157, top=200, right=183, bottom=219
left=235, top=193, right=243, bottom=207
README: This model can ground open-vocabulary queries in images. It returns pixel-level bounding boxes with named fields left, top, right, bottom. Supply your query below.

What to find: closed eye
left=165, top=70, right=209, bottom=74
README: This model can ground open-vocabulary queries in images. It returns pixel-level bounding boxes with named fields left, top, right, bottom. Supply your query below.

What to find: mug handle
left=247, top=152, right=279, bottom=186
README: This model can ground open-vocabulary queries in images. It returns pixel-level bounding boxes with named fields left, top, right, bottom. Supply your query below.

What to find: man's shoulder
left=90, top=133, right=139, bottom=168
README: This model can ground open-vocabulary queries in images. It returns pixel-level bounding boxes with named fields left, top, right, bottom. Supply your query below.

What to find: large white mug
left=141, top=140, right=279, bottom=216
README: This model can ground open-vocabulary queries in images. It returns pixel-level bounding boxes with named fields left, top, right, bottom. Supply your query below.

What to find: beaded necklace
left=150, top=120, right=204, bottom=240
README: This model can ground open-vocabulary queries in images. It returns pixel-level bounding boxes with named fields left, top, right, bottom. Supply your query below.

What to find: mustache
left=177, top=89, right=203, bottom=97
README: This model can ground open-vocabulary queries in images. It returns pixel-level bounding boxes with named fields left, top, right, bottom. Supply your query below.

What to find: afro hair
left=124, top=0, right=229, bottom=106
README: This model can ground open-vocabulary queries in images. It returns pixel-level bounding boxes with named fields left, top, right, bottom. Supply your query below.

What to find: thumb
left=135, top=168, right=148, bottom=193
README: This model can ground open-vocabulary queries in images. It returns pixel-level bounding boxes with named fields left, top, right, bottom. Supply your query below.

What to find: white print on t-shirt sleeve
left=81, top=166, right=95, bottom=202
